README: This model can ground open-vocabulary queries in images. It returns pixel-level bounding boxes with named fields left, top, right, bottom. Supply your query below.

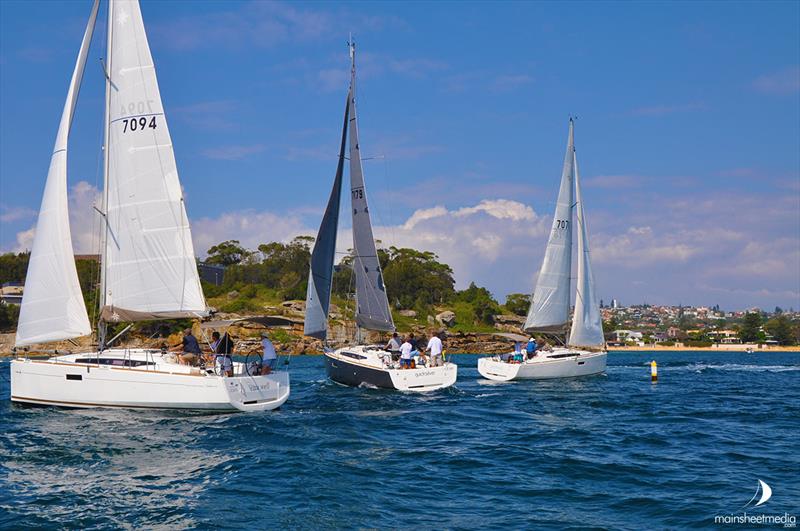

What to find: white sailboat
left=478, top=119, right=607, bottom=381
left=10, top=0, right=289, bottom=411
left=304, top=40, right=457, bottom=392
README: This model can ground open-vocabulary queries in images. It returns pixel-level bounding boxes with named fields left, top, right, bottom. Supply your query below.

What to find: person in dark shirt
left=171, top=328, right=201, bottom=365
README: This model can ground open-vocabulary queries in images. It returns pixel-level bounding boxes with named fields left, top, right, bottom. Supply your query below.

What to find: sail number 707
left=122, top=116, right=157, bottom=133
left=555, top=219, right=569, bottom=229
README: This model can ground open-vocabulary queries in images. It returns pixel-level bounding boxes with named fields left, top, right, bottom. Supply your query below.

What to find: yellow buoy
left=651, top=360, right=658, bottom=383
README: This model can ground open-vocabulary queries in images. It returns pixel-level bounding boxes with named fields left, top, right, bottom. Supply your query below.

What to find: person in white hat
left=526, top=337, right=538, bottom=360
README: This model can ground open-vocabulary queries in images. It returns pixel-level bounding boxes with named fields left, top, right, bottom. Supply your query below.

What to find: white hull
left=478, top=348, right=606, bottom=381
left=10, top=349, right=289, bottom=412
left=326, top=345, right=457, bottom=392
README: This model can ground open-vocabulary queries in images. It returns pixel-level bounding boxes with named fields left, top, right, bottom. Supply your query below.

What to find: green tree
left=223, top=236, right=313, bottom=300
left=504, top=293, right=530, bottom=316
left=738, top=312, right=762, bottom=343
left=380, top=247, right=456, bottom=310
left=206, top=240, right=251, bottom=267
left=455, top=282, right=499, bottom=325
left=764, top=315, right=795, bottom=345
left=0, top=252, right=29, bottom=284
left=0, top=302, right=20, bottom=332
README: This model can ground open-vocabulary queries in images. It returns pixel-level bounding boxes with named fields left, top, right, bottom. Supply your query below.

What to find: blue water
left=1, top=351, right=798, bottom=529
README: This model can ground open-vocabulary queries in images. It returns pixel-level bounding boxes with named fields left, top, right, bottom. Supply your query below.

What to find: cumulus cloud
left=11, top=180, right=101, bottom=254
left=368, top=199, right=548, bottom=290
left=191, top=209, right=312, bottom=257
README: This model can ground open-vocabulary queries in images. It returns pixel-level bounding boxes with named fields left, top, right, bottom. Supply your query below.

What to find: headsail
left=304, top=93, right=350, bottom=339
left=100, top=0, right=206, bottom=322
left=348, top=43, right=394, bottom=332
left=15, top=0, right=99, bottom=347
left=568, top=150, right=604, bottom=347
left=524, top=119, right=575, bottom=333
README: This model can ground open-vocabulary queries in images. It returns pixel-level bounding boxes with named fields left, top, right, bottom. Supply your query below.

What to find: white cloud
left=11, top=180, right=101, bottom=254
left=630, top=102, right=707, bottom=116
left=0, top=205, right=36, bottom=223
left=753, top=66, right=800, bottom=95
left=191, top=209, right=312, bottom=257
left=201, top=144, right=266, bottom=161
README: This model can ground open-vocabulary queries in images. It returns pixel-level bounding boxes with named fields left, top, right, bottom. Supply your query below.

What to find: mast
left=98, top=0, right=114, bottom=350
left=349, top=36, right=361, bottom=344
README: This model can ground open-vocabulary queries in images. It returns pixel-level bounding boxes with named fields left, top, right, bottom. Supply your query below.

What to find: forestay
left=15, top=0, right=99, bottom=347
left=568, top=150, right=604, bottom=347
left=348, top=48, right=394, bottom=332
left=305, top=94, right=350, bottom=339
left=524, top=119, right=575, bottom=333
left=100, top=0, right=206, bottom=322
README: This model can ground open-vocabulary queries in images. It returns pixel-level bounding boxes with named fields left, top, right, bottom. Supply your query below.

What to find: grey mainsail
left=348, top=44, right=395, bottom=332
left=524, top=118, right=575, bottom=333
left=304, top=93, right=350, bottom=339
left=568, top=149, right=604, bottom=347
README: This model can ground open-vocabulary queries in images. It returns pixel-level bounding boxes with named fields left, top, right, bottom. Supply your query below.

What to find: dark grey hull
left=324, top=353, right=395, bottom=389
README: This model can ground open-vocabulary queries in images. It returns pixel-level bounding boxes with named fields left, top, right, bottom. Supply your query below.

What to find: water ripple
left=1, top=351, right=799, bottom=529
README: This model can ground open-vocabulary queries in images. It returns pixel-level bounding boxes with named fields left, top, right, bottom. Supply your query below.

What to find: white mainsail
left=100, top=0, right=206, bottom=322
left=15, top=0, right=99, bottom=347
left=347, top=44, right=394, bottom=332
left=568, top=150, right=604, bottom=347
left=524, top=119, right=575, bottom=333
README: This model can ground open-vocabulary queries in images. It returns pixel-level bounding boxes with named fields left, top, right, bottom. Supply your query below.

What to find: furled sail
left=100, top=0, right=206, bottom=322
left=568, top=151, right=604, bottom=347
left=304, top=94, right=350, bottom=339
left=348, top=46, right=394, bottom=332
left=524, top=119, right=575, bottom=333
left=15, top=0, right=99, bottom=347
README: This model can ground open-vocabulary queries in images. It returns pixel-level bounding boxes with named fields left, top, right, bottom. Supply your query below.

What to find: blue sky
left=1, top=0, right=798, bottom=311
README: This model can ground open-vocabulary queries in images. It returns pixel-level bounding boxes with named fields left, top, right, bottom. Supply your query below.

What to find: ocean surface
left=1, top=351, right=798, bottom=530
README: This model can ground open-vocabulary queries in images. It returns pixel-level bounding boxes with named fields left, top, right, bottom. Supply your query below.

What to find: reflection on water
left=2, top=352, right=799, bottom=529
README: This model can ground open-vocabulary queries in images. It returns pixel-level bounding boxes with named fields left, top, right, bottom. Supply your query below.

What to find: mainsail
left=15, top=0, right=99, bottom=347
left=347, top=45, right=394, bottom=332
left=568, top=150, right=604, bottom=347
left=100, top=0, right=206, bottom=322
left=304, top=94, right=350, bottom=339
left=524, top=119, right=575, bottom=333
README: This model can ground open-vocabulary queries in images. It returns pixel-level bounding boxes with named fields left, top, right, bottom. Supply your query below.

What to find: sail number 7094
left=121, top=116, right=157, bottom=133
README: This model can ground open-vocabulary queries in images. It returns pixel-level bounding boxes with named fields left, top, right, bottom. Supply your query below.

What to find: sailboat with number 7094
left=10, top=0, right=289, bottom=411
left=478, top=119, right=607, bottom=381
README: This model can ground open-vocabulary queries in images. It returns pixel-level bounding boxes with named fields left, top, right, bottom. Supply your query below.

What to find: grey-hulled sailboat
left=304, top=40, right=456, bottom=391
left=478, top=119, right=607, bottom=381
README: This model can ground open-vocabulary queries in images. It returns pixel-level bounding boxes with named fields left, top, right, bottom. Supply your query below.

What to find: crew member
left=399, top=336, right=414, bottom=369
left=526, top=337, right=538, bottom=360
left=170, top=328, right=202, bottom=365
left=425, top=331, right=444, bottom=367
left=260, top=332, right=278, bottom=375
left=385, top=332, right=402, bottom=361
